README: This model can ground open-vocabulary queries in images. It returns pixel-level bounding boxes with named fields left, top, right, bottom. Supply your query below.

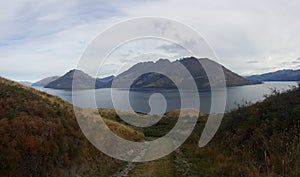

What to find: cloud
left=1, top=0, right=300, bottom=81
left=156, top=43, right=188, bottom=56
left=292, top=61, right=300, bottom=64
left=123, top=0, right=300, bottom=75
left=0, top=0, right=128, bottom=81
left=245, top=60, right=259, bottom=64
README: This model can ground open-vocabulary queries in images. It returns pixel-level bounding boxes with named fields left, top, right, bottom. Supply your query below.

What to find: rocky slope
left=45, top=70, right=100, bottom=90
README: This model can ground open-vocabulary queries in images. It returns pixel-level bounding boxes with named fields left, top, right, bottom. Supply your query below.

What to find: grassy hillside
left=128, top=84, right=300, bottom=177
left=206, top=84, right=300, bottom=176
left=0, top=77, right=144, bottom=177
left=1, top=76, right=299, bottom=176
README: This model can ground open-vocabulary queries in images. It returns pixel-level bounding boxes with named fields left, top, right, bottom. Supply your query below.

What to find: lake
left=34, top=82, right=298, bottom=114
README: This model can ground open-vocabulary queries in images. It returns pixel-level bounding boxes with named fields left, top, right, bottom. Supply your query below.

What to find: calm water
left=34, top=82, right=298, bottom=114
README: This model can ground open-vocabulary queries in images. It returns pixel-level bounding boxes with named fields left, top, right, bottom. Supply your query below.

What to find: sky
left=1, top=0, right=300, bottom=82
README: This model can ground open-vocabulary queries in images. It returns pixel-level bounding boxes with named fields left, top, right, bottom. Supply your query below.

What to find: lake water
left=34, top=82, right=298, bottom=114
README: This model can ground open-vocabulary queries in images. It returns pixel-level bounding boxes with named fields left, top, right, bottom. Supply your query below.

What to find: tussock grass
left=0, top=77, right=143, bottom=177
left=1, top=77, right=300, bottom=176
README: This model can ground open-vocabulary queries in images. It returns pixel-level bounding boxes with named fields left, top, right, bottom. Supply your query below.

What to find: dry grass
left=0, top=77, right=144, bottom=177
left=1, top=76, right=300, bottom=176
left=128, top=154, right=175, bottom=177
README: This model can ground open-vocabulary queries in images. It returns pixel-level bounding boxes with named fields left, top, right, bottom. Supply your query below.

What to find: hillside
left=123, top=84, right=300, bottom=177
left=96, top=75, right=114, bottom=88
left=1, top=76, right=300, bottom=176
left=0, top=77, right=144, bottom=177
left=247, top=69, right=300, bottom=81
left=45, top=70, right=114, bottom=90
left=97, top=75, right=114, bottom=83
left=45, top=70, right=100, bottom=90
left=190, top=84, right=300, bottom=176
left=32, top=76, right=60, bottom=87
left=113, top=57, right=260, bottom=89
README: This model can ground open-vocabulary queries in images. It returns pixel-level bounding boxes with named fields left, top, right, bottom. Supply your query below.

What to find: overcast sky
left=1, top=0, right=300, bottom=82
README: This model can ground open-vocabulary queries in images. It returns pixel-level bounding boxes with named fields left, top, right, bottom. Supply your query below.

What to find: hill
left=117, top=84, right=300, bottom=177
left=97, top=75, right=114, bottom=83
left=246, top=69, right=300, bottom=81
left=91, top=84, right=300, bottom=177
left=0, top=77, right=144, bottom=177
left=96, top=75, right=114, bottom=88
left=32, top=76, right=60, bottom=87
left=113, top=57, right=260, bottom=89
left=1, top=76, right=300, bottom=176
left=45, top=70, right=114, bottom=90
left=191, top=83, right=300, bottom=176
left=45, top=69, right=102, bottom=90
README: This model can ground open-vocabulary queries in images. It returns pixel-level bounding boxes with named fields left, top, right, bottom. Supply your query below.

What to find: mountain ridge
left=44, top=57, right=261, bottom=90
left=32, top=76, right=60, bottom=87
left=113, top=57, right=261, bottom=89
left=246, top=69, right=300, bottom=81
left=45, top=70, right=114, bottom=90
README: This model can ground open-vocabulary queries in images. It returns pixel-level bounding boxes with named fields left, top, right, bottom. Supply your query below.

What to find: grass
left=128, top=154, right=176, bottom=177
left=1, top=76, right=300, bottom=176
left=0, top=77, right=143, bottom=177
left=126, top=84, right=300, bottom=177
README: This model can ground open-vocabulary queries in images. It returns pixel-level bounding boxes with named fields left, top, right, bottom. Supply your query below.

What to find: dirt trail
left=111, top=163, right=135, bottom=177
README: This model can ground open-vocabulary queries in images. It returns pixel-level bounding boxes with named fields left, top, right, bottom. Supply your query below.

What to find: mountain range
left=246, top=69, right=300, bottom=81
left=42, top=57, right=260, bottom=90
left=112, top=57, right=260, bottom=89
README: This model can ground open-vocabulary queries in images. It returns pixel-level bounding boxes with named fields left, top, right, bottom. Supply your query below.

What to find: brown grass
left=0, top=77, right=143, bottom=177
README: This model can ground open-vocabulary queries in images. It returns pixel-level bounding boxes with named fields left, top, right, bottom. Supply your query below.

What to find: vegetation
left=125, top=85, right=300, bottom=177
left=205, top=84, right=300, bottom=176
left=0, top=77, right=143, bottom=177
left=1, top=76, right=300, bottom=176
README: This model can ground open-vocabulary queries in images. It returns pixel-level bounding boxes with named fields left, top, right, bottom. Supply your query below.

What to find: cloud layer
left=1, top=0, right=300, bottom=81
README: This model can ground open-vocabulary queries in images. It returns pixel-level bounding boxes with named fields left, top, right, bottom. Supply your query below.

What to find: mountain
left=42, top=57, right=259, bottom=90
left=112, top=57, right=260, bottom=89
left=96, top=75, right=115, bottom=88
left=0, top=76, right=143, bottom=176
left=32, top=76, right=60, bottom=87
left=246, top=69, right=300, bottom=81
left=45, top=69, right=103, bottom=90
left=97, top=75, right=114, bottom=83
left=19, top=81, right=32, bottom=86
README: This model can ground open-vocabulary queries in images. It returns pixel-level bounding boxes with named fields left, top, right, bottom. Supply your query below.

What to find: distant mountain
left=45, top=69, right=102, bottom=90
left=19, top=81, right=32, bottom=86
left=97, top=75, right=114, bottom=83
left=246, top=69, right=300, bottom=81
left=112, top=57, right=260, bottom=89
left=96, top=75, right=114, bottom=88
left=32, top=76, right=59, bottom=87
left=43, top=57, right=260, bottom=90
